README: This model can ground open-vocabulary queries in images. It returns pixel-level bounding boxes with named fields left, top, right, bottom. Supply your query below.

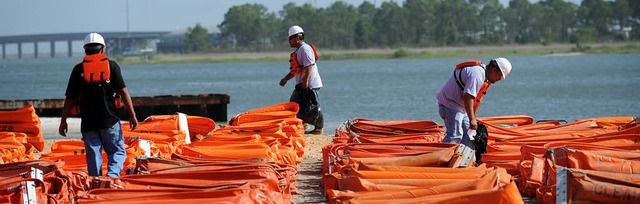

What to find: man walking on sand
left=436, top=58, right=512, bottom=148
left=59, top=33, right=138, bottom=178
left=279, top=25, right=324, bottom=135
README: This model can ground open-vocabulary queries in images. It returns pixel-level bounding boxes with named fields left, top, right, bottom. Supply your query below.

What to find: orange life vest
left=289, top=44, right=319, bottom=75
left=454, top=60, right=491, bottom=107
left=82, top=54, right=110, bottom=83
left=72, top=54, right=121, bottom=115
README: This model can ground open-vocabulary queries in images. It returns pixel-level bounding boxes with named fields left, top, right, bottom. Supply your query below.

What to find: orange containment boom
left=0, top=105, right=44, bottom=151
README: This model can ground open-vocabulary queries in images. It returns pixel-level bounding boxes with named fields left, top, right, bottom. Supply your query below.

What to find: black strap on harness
left=454, top=68, right=466, bottom=90
left=453, top=65, right=485, bottom=90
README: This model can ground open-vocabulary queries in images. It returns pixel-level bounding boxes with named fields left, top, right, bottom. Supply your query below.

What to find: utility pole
left=126, top=0, right=130, bottom=37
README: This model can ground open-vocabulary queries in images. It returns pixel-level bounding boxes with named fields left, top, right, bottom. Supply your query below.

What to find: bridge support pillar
left=67, top=40, right=72, bottom=57
left=34, top=41, right=38, bottom=58
left=1, top=43, right=4, bottom=59
left=17, top=43, right=22, bottom=59
left=50, top=41, right=55, bottom=58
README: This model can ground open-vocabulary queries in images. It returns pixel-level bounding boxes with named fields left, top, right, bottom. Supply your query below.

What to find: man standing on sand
left=58, top=33, right=138, bottom=178
left=279, top=25, right=324, bottom=135
left=436, top=58, right=512, bottom=148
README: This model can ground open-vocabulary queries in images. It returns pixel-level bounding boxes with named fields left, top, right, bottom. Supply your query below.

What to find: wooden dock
left=0, top=94, right=230, bottom=122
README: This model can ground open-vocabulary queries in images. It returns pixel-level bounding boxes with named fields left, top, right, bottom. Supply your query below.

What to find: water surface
left=1, top=54, right=638, bottom=136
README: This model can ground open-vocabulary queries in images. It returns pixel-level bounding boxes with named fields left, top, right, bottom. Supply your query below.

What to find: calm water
left=1, top=54, right=639, bottom=135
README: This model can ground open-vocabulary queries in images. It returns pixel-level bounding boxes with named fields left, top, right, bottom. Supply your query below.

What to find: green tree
left=570, top=27, right=598, bottom=43
left=261, top=12, right=279, bottom=50
left=354, top=1, right=377, bottom=48
left=611, top=0, right=633, bottom=40
left=279, top=3, right=325, bottom=46
left=218, top=4, right=277, bottom=51
left=472, top=0, right=506, bottom=44
left=373, top=1, right=408, bottom=47
left=536, top=0, right=577, bottom=43
left=434, top=0, right=479, bottom=45
left=322, top=1, right=359, bottom=48
left=629, top=0, right=640, bottom=39
left=577, top=0, right=611, bottom=40
left=207, top=0, right=638, bottom=52
left=403, top=0, right=437, bottom=46
left=184, top=23, right=212, bottom=53
left=504, top=0, right=541, bottom=43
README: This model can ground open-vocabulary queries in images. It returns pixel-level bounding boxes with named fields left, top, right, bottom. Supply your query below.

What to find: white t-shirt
left=295, top=42, right=323, bottom=89
left=436, top=65, right=486, bottom=112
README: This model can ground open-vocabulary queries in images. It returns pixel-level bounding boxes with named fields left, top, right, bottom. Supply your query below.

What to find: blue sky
left=1, top=0, right=386, bottom=36
left=1, top=0, right=581, bottom=37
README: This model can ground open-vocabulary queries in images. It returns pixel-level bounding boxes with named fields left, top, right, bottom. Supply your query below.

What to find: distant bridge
left=0, top=32, right=169, bottom=59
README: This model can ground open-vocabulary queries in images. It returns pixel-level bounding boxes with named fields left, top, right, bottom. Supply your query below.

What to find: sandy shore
left=36, top=117, right=82, bottom=158
left=37, top=117, right=333, bottom=203
left=40, top=117, right=82, bottom=139
left=291, top=134, right=334, bottom=203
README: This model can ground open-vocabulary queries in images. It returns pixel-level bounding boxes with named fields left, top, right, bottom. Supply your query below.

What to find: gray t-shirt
left=436, top=65, right=485, bottom=112
left=294, top=42, right=323, bottom=88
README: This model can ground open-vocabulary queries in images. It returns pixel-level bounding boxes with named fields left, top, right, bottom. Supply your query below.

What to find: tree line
left=184, top=0, right=640, bottom=53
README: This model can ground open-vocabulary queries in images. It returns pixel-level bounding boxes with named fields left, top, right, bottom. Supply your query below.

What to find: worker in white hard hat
left=436, top=58, right=512, bottom=147
left=59, top=32, right=138, bottom=178
left=279, top=25, right=324, bottom=135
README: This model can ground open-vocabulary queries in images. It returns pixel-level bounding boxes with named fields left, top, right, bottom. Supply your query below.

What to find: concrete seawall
left=0, top=93, right=230, bottom=122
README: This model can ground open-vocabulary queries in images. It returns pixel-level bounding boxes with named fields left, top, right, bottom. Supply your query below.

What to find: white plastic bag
left=467, top=129, right=477, bottom=141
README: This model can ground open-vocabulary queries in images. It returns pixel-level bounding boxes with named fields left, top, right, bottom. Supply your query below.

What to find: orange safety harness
left=82, top=54, right=111, bottom=83
left=289, top=44, right=319, bottom=75
left=454, top=60, right=491, bottom=107
left=71, top=54, right=121, bottom=115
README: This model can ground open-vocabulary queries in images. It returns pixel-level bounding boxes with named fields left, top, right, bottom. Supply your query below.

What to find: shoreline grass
left=117, top=42, right=640, bottom=65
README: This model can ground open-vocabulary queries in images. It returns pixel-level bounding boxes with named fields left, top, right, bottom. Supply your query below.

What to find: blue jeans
left=81, top=121, right=126, bottom=178
left=438, top=104, right=470, bottom=144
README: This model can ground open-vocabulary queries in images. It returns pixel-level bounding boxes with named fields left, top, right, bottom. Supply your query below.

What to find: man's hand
left=58, top=120, right=68, bottom=137
left=279, top=78, right=288, bottom=87
left=129, top=117, right=139, bottom=131
left=469, top=118, right=478, bottom=130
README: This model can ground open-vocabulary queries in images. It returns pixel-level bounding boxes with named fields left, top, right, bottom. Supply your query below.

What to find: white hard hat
left=84, top=33, right=105, bottom=46
left=494, top=57, right=512, bottom=79
left=288, top=25, right=304, bottom=38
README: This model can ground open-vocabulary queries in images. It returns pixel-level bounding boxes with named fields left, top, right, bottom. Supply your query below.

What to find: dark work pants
left=290, top=87, right=324, bottom=129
